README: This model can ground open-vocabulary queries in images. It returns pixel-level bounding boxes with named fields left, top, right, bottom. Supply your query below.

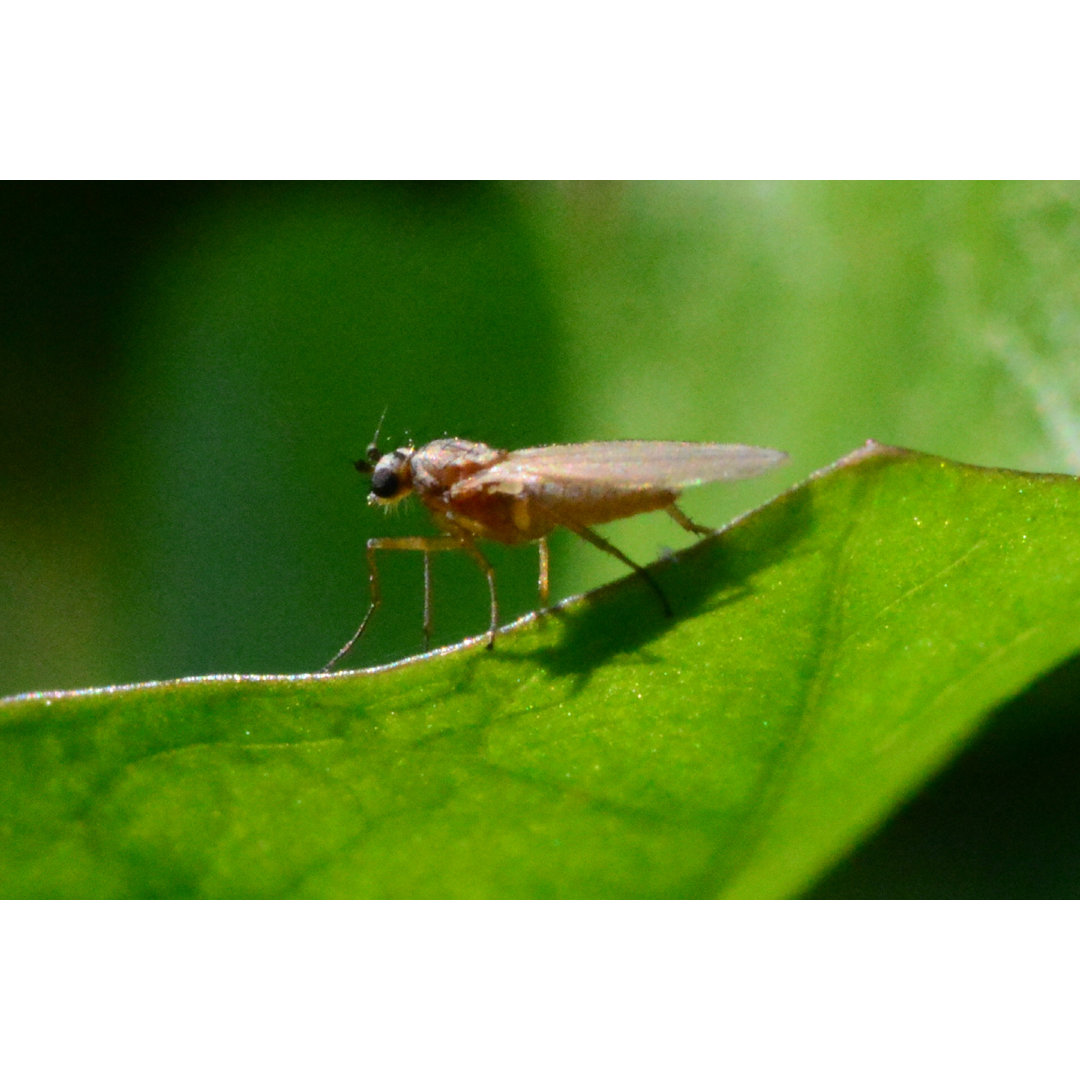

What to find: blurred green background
left=4, top=181, right=1080, bottom=895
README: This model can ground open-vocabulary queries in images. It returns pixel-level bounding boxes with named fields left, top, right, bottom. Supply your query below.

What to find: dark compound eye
left=370, top=465, right=401, bottom=499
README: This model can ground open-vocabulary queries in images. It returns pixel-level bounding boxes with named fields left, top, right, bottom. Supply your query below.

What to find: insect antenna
left=355, top=408, right=389, bottom=474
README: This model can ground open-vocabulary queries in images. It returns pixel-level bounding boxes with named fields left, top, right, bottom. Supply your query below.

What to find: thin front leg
left=322, top=535, right=467, bottom=671
left=422, top=548, right=433, bottom=650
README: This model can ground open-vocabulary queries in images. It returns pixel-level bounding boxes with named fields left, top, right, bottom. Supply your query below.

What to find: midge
left=323, top=432, right=787, bottom=670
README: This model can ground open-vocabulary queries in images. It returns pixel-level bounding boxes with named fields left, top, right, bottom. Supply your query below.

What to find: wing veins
left=458, top=441, right=787, bottom=496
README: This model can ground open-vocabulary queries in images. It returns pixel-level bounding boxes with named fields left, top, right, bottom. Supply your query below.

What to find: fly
left=323, top=432, right=787, bottom=670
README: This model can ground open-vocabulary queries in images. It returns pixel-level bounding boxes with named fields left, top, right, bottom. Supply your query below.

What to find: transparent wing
left=474, top=441, right=787, bottom=495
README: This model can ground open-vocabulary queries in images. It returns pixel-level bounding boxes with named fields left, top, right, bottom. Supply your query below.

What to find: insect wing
left=469, top=441, right=787, bottom=496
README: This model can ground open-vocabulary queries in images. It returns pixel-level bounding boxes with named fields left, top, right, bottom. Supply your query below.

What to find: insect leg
left=665, top=504, right=714, bottom=536
left=564, top=523, right=672, bottom=618
left=456, top=537, right=499, bottom=648
left=322, top=535, right=466, bottom=671
left=537, top=536, right=550, bottom=608
left=422, top=548, right=433, bottom=650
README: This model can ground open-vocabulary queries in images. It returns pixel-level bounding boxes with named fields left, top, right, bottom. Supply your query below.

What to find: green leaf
left=3, top=443, right=1079, bottom=898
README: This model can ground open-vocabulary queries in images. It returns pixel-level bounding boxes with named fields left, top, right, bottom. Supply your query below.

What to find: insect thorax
left=409, top=438, right=508, bottom=497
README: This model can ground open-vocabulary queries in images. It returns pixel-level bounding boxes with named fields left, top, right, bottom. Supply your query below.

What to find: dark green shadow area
left=530, top=481, right=815, bottom=681
left=809, top=650, right=1080, bottom=898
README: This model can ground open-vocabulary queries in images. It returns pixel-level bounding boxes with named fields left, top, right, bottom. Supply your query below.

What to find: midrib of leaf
left=710, top=448, right=885, bottom=895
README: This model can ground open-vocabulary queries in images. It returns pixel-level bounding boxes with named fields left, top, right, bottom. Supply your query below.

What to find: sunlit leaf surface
left=3, top=443, right=1079, bottom=897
